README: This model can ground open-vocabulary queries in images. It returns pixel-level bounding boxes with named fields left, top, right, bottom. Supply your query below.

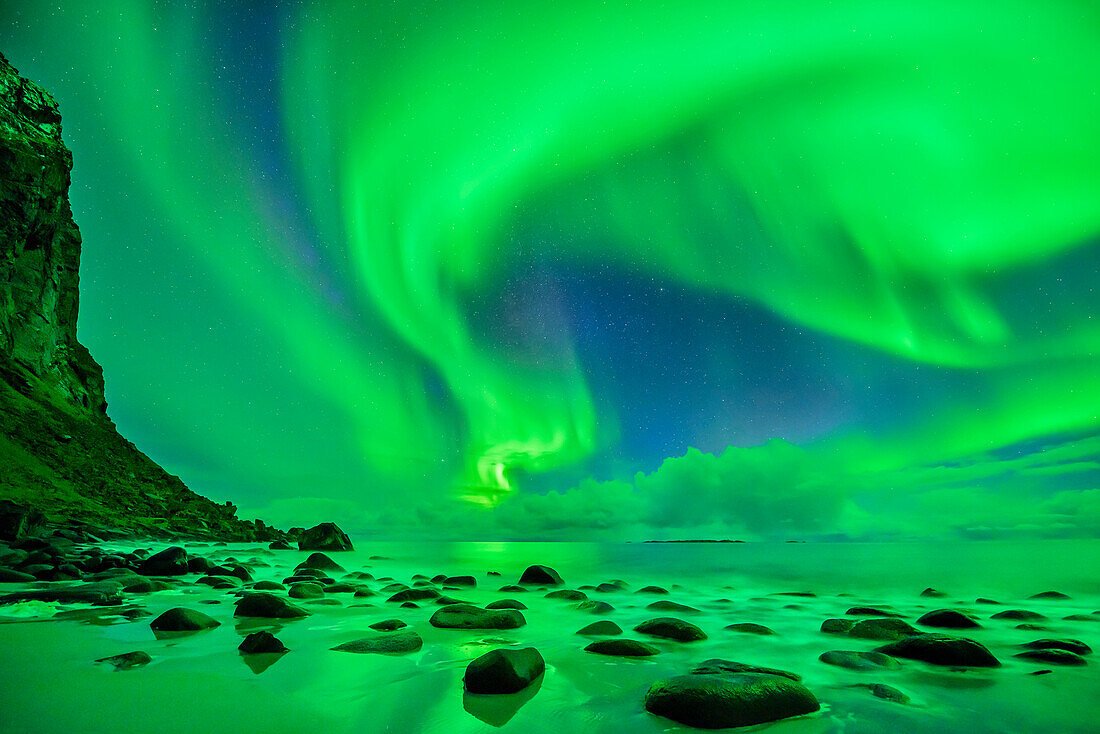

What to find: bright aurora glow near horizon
left=2, top=0, right=1099, bottom=540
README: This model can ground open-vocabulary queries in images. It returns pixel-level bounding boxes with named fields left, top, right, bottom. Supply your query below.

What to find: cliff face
left=0, top=52, right=105, bottom=414
left=0, top=52, right=280, bottom=541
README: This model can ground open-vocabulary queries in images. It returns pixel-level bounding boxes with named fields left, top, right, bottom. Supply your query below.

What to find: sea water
left=2, top=539, right=1098, bottom=733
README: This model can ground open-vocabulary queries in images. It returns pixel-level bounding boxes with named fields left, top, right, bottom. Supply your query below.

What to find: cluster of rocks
left=4, top=532, right=1098, bottom=730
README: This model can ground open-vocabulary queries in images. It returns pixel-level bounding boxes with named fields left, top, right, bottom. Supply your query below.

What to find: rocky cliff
left=0, top=52, right=281, bottom=541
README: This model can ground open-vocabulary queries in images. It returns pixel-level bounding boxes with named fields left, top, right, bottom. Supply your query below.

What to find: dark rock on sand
left=1014, top=649, right=1086, bottom=666
left=577, top=620, right=622, bottom=636
left=149, top=607, right=220, bottom=632
left=819, top=650, right=901, bottom=671
left=369, top=619, right=407, bottom=631
left=991, top=609, right=1046, bottom=621
left=634, top=617, right=707, bottom=642
left=585, top=639, right=659, bottom=656
left=725, top=623, right=776, bottom=635
left=95, top=651, right=152, bottom=670
left=138, top=546, right=188, bottom=576
left=234, top=592, right=310, bottom=619
left=647, top=600, right=700, bottom=614
left=464, top=648, right=545, bottom=694
left=238, top=631, right=288, bottom=654
left=917, top=609, right=981, bottom=629
left=644, top=671, right=819, bottom=728
left=875, top=633, right=1000, bottom=667
left=486, top=599, right=527, bottom=610
left=332, top=631, right=423, bottom=655
left=430, top=604, right=526, bottom=630
left=1020, top=639, right=1091, bottom=655
left=518, top=565, right=563, bottom=586
left=297, top=523, right=353, bottom=552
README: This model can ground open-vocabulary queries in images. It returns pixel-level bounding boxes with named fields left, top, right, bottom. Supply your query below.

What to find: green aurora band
left=4, top=1, right=1098, bottom=526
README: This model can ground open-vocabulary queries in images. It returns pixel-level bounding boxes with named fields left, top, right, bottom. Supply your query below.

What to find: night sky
left=3, top=1, right=1099, bottom=540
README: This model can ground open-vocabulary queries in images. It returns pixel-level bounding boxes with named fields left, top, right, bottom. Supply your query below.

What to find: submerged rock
left=585, top=639, right=659, bottom=657
left=846, top=606, right=904, bottom=618
left=430, top=604, right=526, bottom=630
left=634, top=617, right=707, bottom=642
left=725, top=623, right=776, bottom=635
left=149, top=607, right=220, bottom=632
left=296, top=552, right=344, bottom=572
left=875, top=633, right=1000, bottom=667
left=647, top=600, right=701, bottom=614
left=575, top=600, right=614, bottom=614
left=464, top=648, right=545, bottom=693
left=635, top=586, right=670, bottom=595
left=518, top=565, right=563, bottom=586
left=691, top=659, right=801, bottom=682
left=388, top=588, right=441, bottom=603
left=332, top=631, right=423, bottom=655
left=644, top=672, right=819, bottom=729
left=1020, top=639, right=1091, bottom=656
left=95, top=651, right=152, bottom=670
left=369, top=619, right=407, bottom=631
left=297, top=523, right=353, bottom=552
left=544, top=589, right=586, bottom=601
left=991, top=609, right=1046, bottom=621
left=234, top=592, right=310, bottom=619
left=1014, top=649, right=1087, bottom=666
left=920, top=588, right=948, bottom=598
left=819, top=650, right=901, bottom=671
left=1029, top=591, right=1071, bottom=600
left=847, top=618, right=921, bottom=641
left=850, top=683, right=910, bottom=704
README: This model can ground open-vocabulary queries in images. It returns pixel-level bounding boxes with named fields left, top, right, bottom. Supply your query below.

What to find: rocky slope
left=0, top=51, right=280, bottom=541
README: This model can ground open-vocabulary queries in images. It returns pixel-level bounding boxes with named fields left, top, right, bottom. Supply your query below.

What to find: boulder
left=634, top=617, right=707, bottom=642
left=138, top=546, right=189, bottom=576
left=332, top=631, right=423, bottom=655
left=234, top=592, right=310, bottom=619
left=518, top=565, right=563, bottom=586
left=875, top=633, right=1000, bottom=667
left=991, top=609, right=1046, bottom=621
left=430, top=604, right=526, bottom=630
left=388, top=588, right=441, bottom=603
left=486, top=599, right=527, bottom=610
left=238, top=631, right=288, bottom=654
left=577, top=620, right=622, bottom=636
left=635, top=586, right=669, bottom=594
left=917, top=609, right=981, bottom=629
left=576, top=600, right=614, bottom=614
left=644, top=672, right=819, bottom=729
left=149, top=607, right=220, bottom=632
left=691, top=659, right=802, bottom=682
left=850, top=683, right=910, bottom=704
left=297, top=523, right=353, bottom=552
left=288, top=582, right=324, bottom=599
left=445, top=575, right=476, bottom=587
left=296, top=552, right=344, bottom=572
left=1029, top=591, right=1071, bottom=600
left=464, top=648, right=545, bottom=694
left=647, top=600, right=701, bottom=614
left=846, top=606, right=904, bottom=618
left=544, top=589, right=586, bottom=601
left=585, top=639, right=659, bottom=657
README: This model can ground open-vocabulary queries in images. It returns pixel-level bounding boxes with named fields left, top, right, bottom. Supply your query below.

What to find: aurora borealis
left=2, top=1, right=1098, bottom=539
